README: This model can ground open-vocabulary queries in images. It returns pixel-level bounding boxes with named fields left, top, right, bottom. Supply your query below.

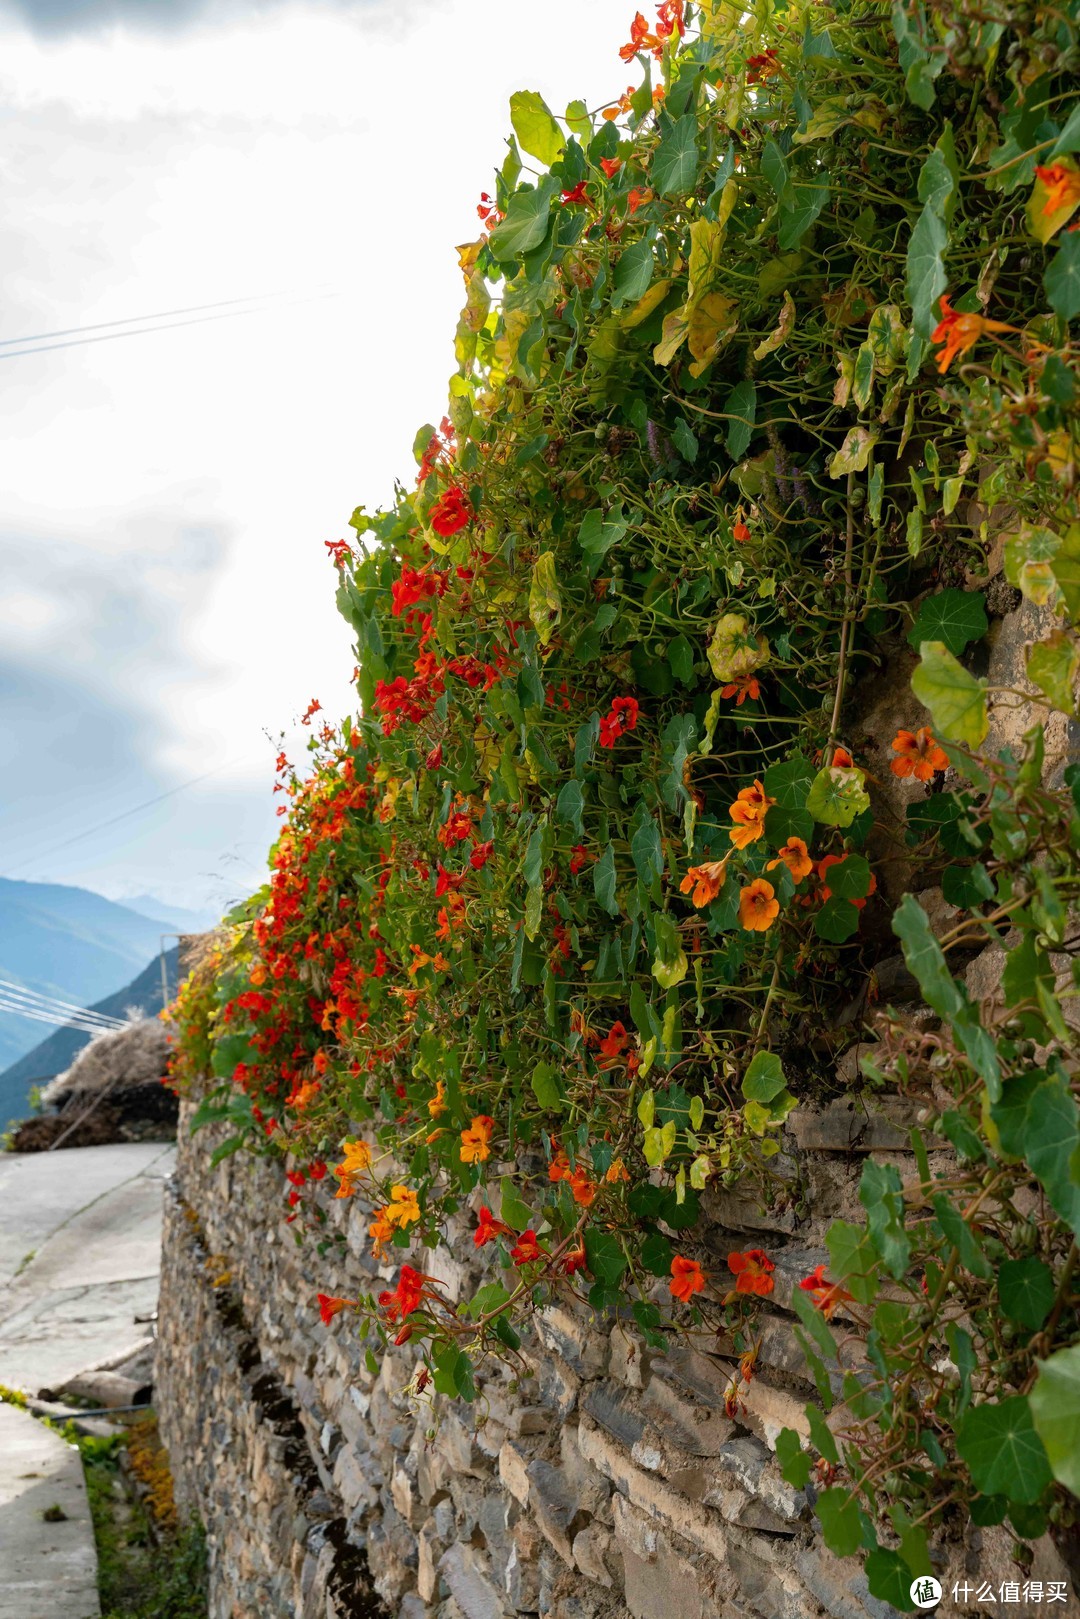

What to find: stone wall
left=157, top=1076, right=1077, bottom=1619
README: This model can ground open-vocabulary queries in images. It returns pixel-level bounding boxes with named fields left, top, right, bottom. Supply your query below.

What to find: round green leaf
left=907, top=589, right=988, bottom=656
left=584, top=1227, right=628, bottom=1286
left=806, top=766, right=871, bottom=827
left=815, top=896, right=860, bottom=942
left=998, top=1257, right=1055, bottom=1330
left=911, top=640, right=988, bottom=747
left=956, top=1396, right=1052, bottom=1504
left=1030, top=1343, right=1080, bottom=1497
left=941, top=862, right=994, bottom=909
left=825, top=854, right=871, bottom=900
left=742, top=1050, right=786, bottom=1103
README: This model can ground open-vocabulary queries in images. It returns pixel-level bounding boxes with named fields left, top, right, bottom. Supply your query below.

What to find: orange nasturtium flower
left=669, top=1255, right=706, bottom=1303
left=728, top=1248, right=776, bottom=1296
left=332, top=1138, right=372, bottom=1199
left=1034, top=161, right=1080, bottom=218
left=728, top=780, right=774, bottom=849
left=739, top=878, right=780, bottom=932
left=766, top=837, right=813, bottom=882
left=931, top=293, right=1017, bottom=374
left=604, top=1157, right=631, bottom=1183
left=427, top=1079, right=447, bottom=1118
left=721, top=672, right=761, bottom=705
left=890, top=726, right=948, bottom=782
left=799, top=1263, right=855, bottom=1320
left=386, top=1184, right=421, bottom=1228
left=460, top=1114, right=495, bottom=1164
left=569, top=1167, right=597, bottom=1207
left=680, top=857, right=729, bottom=908
left=368, top=1210, right=396, bottom=1259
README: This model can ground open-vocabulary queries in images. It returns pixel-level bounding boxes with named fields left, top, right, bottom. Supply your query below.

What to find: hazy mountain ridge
left=0, top=876, right=178, bottom=1073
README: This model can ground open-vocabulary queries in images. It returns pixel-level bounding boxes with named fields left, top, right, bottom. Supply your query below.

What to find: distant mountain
left=0, top=877, right=176, bottom=1074
left=0, top=945, right=180, bottom=1126
left=118, top=894, right=219, bottom=934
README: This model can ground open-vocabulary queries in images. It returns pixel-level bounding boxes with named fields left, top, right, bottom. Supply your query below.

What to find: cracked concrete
left=0, top=1142, right=174, bottom=1392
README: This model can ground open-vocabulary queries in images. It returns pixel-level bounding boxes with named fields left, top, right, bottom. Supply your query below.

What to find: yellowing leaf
left=1027, top=632, right=1078, bottom=715
left=653, top=307, right=690, bottom=365
left=754, top=291, right=796, bottom=359
left=828, top=426, right=878, bottom=477
left=1003, top=526, right=1062, bottom=606
left=652, top=948, right=688, bottom=989
left=911, top=640, right=989, bottom=747
left=707, top=613, right=770, bottom=682
left=1027, top=159, right=1080, bottom=244
left=688, top=217, right=726, bottom=302
left=528, top=551, right=562, bottom=646
left=622, top=278, right=673, bottom=330
left=686, top=291, right=738, bottom=375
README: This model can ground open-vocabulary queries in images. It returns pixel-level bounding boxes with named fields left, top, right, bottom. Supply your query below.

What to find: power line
left=0, top=286, right=337, bottom=350
left=0, top=978, right=127, bottom=1029
left=0, top=288, right=341, bottom=361
left=0, top=998, right=126, bottom=1035
left=1, top=755, right=253, bottom=877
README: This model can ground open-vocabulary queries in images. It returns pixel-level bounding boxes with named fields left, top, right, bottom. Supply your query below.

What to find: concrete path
left=0, top=1142, right=174, bottom=1393
left=0, top=1401, right=100, bottom=1619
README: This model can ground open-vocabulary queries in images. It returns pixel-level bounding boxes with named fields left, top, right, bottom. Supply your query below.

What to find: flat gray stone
left=0, top=1143, right=173, bottom=1392
left=0, top=1402, right=100, bottom=1619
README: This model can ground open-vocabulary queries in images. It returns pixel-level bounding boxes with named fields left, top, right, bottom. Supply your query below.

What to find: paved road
left=0, top=1402, right=100, bottom=1619
left=0, top=1142, right=174, bottom=1393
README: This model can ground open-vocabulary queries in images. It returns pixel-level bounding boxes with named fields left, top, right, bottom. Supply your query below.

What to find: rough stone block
left=642, top=1370, right=735, bottom=1456
left=437, top=1543, right=507, bottom=1619
left=571, top=1523, right=615, bottom=1588
left=536, top=1306, right=610, bottom=1379
left=497, top=1438, right=532, bottom=1506
left=795, top=1544, right=901, bottom=1619
left=582, top=1381, right=650, bottom=1451
left=621, top=1535, right=712, bottom=1619
left=578, top=1419, right=727, bottom=1567
left=527, top=1456, right=584, bottom=1563
left=788, top=1096, right=918, bottom=1153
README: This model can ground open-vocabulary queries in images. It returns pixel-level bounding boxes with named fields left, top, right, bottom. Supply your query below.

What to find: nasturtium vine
left=168, top=0, right=1080, bottom=1601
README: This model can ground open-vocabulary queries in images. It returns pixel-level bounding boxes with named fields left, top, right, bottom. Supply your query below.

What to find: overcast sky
left=0, top=0, right=629, bottom=916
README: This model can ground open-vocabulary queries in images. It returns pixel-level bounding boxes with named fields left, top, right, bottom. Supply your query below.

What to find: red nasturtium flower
left=560, top=181, right=590, bottom=206
left=569, top=844, right=592, bottom=874
left=599, top=157, right=622, bottom=179
left=732, top=519, right=751, bottom=543
left=460, top=1114, right=495, bottom=1164
left=626, top=185, right=653, bottom=214
left=598, top=1021, right=630, bottom=1062
left=473, top=1205, right=512, bottom=1248
left=429, top=484, right=472, bottom=537
left=1034, top=160, right=1080, bottom=218
left=890, top=726, right=948, bottom=782
left=511, top=1229, right=543, bottom=1266
left=378, top=1265, right=427, bottom=1324
left=799, top=1264, right=854, bottom=1320
left=317, top=1294, right=352, bottom=1325
left=766, top=837, right=813, bottom=882
left=598, top=694, right=640, bottom=748
left=831, top=746, right=853, bottom=768
left=679, top=858, right=729, bottom=909
left=739, top=878, right=779, bottom=932
left=669, top=1255, right=706, bottom=1303
left=931, top=293, right=1017, bottom=374
left=728, top=1249, right=775, bottom=1296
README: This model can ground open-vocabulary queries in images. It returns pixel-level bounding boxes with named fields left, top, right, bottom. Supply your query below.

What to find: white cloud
left=0, top=0, right=632, bottom=905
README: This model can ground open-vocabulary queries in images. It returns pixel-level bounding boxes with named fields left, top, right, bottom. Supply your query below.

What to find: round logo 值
left=909, top=1576, right=943, bottom=1609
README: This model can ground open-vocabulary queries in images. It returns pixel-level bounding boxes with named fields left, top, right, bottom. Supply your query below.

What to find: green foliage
left=169, top=0, right=1080, bottom=1596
